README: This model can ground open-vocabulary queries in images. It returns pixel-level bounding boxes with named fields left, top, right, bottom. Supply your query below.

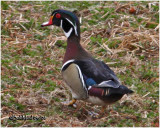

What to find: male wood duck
left=41, top=9, right=133, bottom=108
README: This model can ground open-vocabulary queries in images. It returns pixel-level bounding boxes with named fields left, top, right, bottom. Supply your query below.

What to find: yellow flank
left=62, top=63, right=88, bottom=100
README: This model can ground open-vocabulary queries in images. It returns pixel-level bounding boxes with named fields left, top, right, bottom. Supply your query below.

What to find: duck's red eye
left=56, top=13, right=61, bottom=19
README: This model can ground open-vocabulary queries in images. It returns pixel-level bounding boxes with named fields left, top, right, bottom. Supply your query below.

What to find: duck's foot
left=109, top=109, right=119, bottom=116
left=88, top=111, right=100, bottom=118
left=61, top=99, right=77, bottom=108
left=84, top=106, right=107, bottom=119
left=100, top=106, right=106, bottom=114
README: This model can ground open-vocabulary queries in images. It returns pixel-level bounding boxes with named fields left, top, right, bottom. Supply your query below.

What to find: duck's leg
left=68, top=99, right=77, bottom=106
left=62, top=99, right=77, bottom=106
left=101, top=106, right=106, bottom=114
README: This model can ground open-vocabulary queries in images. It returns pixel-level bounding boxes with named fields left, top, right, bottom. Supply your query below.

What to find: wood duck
left=41, top=9, right=133, bottom=108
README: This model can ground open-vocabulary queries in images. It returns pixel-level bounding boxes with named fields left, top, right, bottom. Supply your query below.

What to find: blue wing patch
left=86, top=78, right=97, bottom=87
left=83, top=74, right=97, bottom=87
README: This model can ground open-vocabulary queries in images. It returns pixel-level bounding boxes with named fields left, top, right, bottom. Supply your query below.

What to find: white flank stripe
left=88, top=86, right=92, bottom=90
left=61, top=59, right=75, bottom=71
left=75, top=65, right=88, bottom=93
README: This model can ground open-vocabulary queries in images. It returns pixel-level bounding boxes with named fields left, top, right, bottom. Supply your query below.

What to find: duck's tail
left=109, top=85, right=134, bottom=95
left=119, top=85, right=134, bottom=94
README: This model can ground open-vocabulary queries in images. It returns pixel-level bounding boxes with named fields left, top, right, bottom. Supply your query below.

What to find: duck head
left=41, top=9, right=80, bottom=39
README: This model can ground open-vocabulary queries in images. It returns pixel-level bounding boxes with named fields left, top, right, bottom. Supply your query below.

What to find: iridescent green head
left=41, top=9, right=80, bottom=38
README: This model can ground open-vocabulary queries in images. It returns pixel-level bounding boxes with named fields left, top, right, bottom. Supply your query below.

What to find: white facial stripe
left=75, top=65, right=88, bottom=94
left=61, top=59, right=75, bottom=70
left=66, top=18, right=74, bottom=26
left=60, top=20, right=63, bottom=28
left=74, top=22, right=78, bottom=36
left=65, top=18, right=78, bottom=36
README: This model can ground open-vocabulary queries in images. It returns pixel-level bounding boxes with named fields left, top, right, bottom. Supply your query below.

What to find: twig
left=19, top=23, right=28, bottom=32
left=142, top=92, right=150, bottom=98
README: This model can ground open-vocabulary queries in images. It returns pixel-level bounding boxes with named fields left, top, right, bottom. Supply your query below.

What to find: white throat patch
left=64, top=28, right=73, bottom=38
left=65, top=18, right=78, bottom=36
left=60, top=19, right=73, bottom=38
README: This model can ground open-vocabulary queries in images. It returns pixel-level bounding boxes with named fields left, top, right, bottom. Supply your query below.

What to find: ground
left=1, top=1, right=159, bottom=127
